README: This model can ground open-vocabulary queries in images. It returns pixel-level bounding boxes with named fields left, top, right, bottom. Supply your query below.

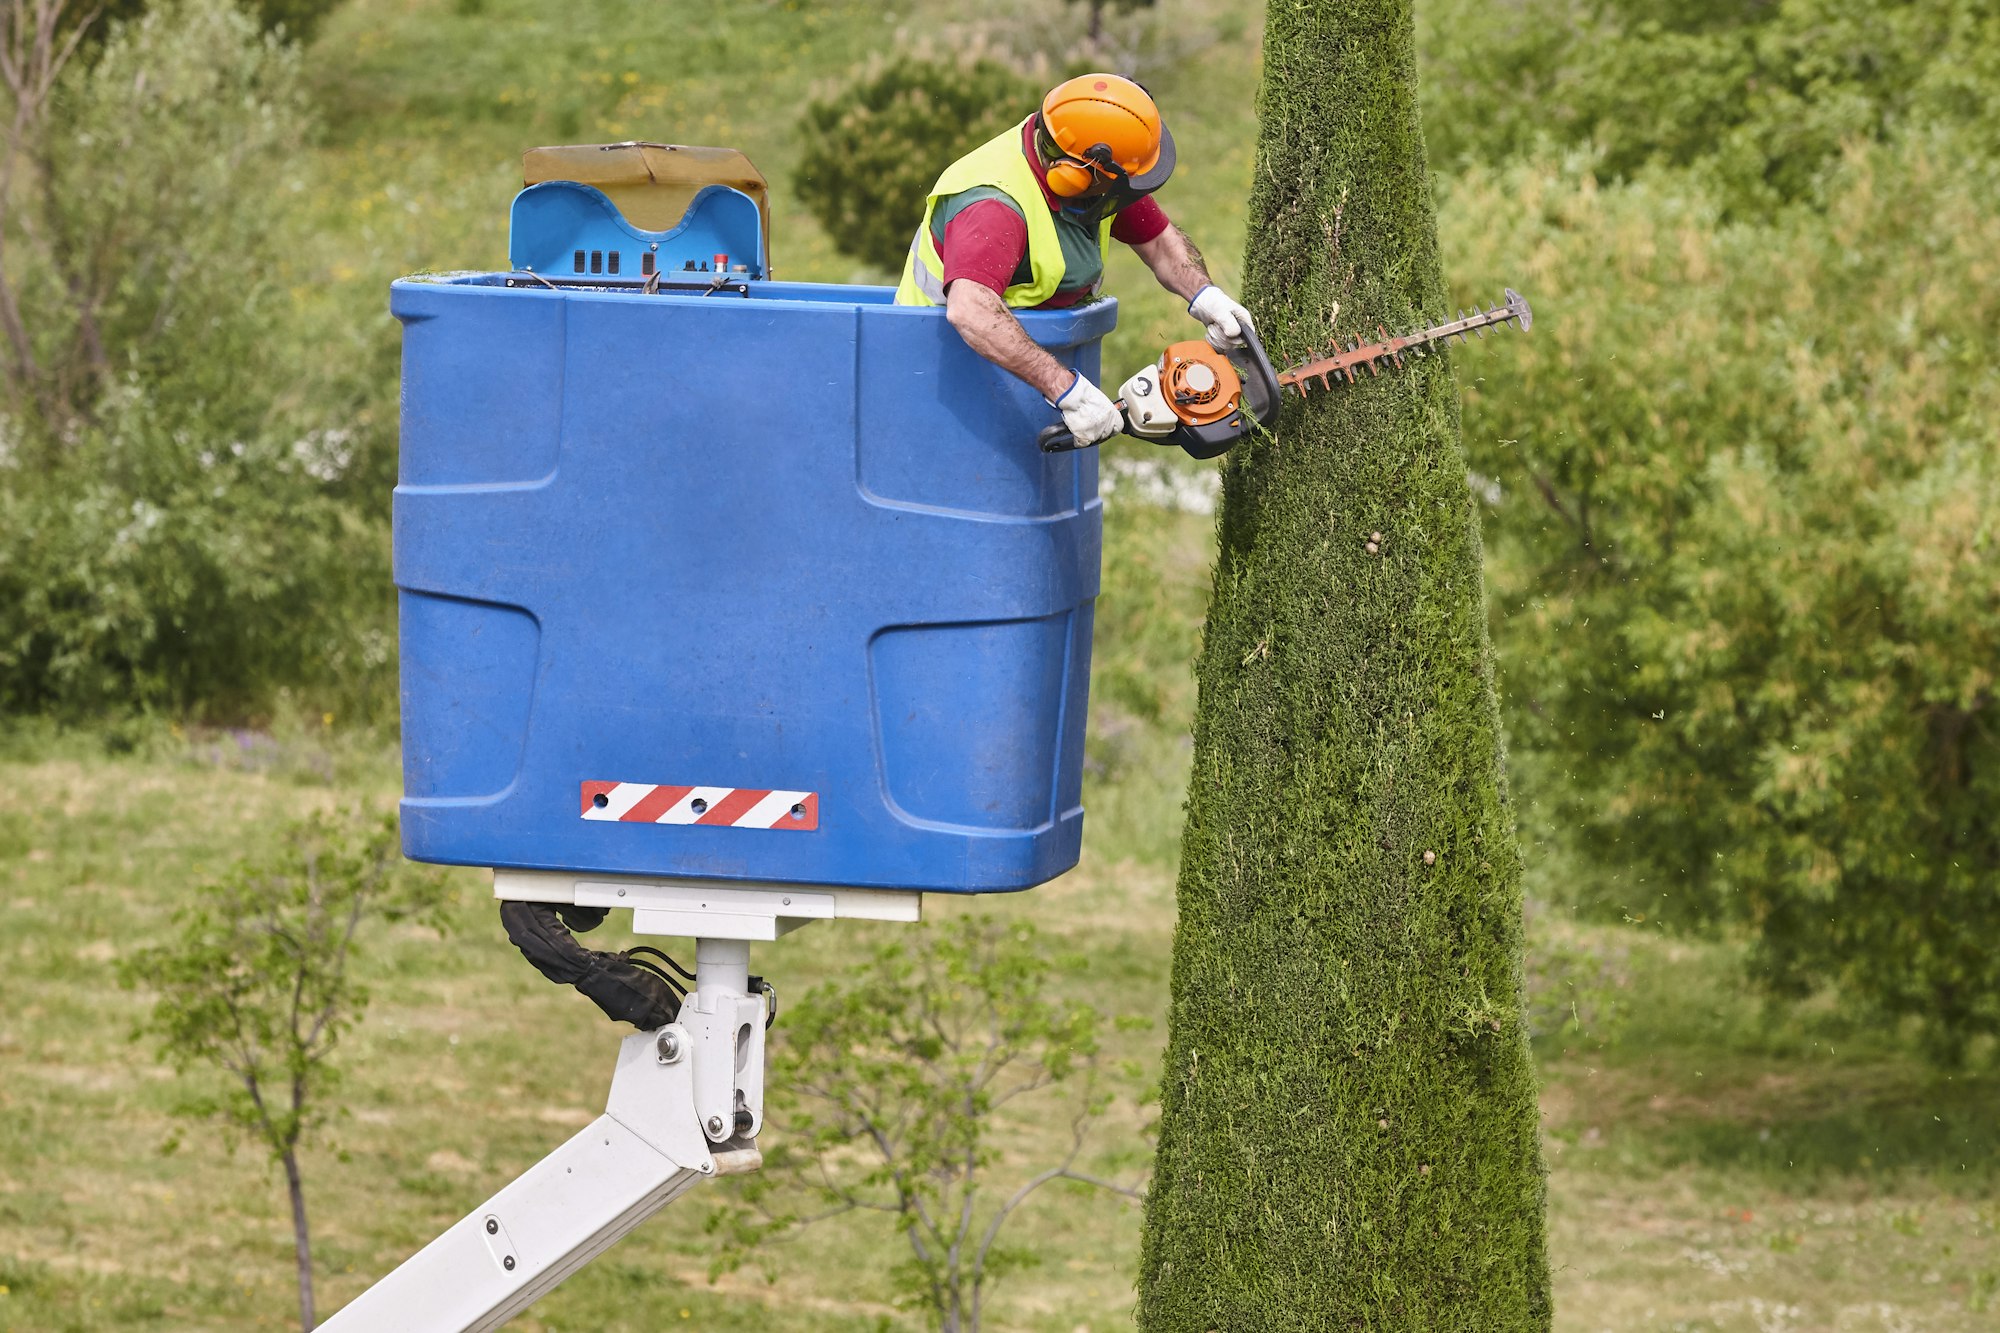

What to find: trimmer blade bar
left=1276, top=288, right=1533, bottom=395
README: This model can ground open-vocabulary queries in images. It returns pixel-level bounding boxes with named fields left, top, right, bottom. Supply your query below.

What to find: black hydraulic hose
left=498, top=900, right=682, bottom=1030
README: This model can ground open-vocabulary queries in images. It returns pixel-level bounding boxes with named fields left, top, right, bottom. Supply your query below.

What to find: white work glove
left=1049, top=371, right=1124, bottom=447
left=1189, top=284, right=1255, bottom=350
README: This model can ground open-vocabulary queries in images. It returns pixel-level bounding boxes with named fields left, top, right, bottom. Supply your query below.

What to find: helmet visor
left=1124, top=122, right=1175, bottom=196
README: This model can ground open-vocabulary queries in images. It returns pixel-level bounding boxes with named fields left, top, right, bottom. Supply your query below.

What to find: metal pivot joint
left=682, top=938, right=765, bottom=1144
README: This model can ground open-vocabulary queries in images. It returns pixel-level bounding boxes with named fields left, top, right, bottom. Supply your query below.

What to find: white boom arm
left=320, top=1019, right=740, bottom=1333
left=321, top=872, right=919, bottom=1332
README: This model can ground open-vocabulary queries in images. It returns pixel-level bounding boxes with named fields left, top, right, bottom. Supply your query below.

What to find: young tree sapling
left=714, top=916, right=1147, bottom=1333
left=119, top=809, right=449, bottom=1332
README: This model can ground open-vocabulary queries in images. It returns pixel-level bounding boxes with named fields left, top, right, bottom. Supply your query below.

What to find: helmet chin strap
left=1061, top=169, right=1145, bottom=224
left=1063, top=192, right=1119, bottom=224
left=1071, top=173, right=1155, bottom=222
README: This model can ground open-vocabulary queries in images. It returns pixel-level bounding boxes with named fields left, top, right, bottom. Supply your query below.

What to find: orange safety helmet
left=1036, top=73, right=1176, bottom=199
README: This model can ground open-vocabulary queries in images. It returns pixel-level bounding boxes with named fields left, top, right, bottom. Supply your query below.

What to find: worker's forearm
left=944, top=282, right=1076, bottom=401
left=1135, top=225, right=1213, bottom=303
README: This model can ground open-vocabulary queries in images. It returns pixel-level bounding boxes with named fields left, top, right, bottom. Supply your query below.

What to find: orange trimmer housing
left=1157, top=341, right=1244, bottom=427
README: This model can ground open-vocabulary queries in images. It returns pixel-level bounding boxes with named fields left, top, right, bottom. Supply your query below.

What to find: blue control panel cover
left=508, top=181, right=767, bottom=280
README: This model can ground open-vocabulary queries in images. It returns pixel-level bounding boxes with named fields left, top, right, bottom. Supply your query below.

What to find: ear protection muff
left=1036, top=121, right=1128, bottom=199
left=1044, top=152, right=1101, bottom=198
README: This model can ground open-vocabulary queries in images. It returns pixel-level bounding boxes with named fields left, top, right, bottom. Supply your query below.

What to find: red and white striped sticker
left=579, top=781, right=819, bottom=831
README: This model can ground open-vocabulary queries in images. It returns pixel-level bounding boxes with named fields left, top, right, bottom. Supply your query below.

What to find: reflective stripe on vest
left=894, top=117, right=1112, bottom=309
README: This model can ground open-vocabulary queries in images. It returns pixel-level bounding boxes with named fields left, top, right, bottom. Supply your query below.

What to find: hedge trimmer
left=1039, top=287, right=1533, bottom=459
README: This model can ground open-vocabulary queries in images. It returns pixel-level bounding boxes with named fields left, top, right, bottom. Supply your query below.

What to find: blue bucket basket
left=392, top=149, right=1114, bottom=893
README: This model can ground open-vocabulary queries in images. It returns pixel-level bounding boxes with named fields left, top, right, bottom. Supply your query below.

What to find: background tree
left=70, top=0, right=348, bottom=46
left=796, top=52, right=1041, bottom=273
left=118, top=811, right=449, bottom=1332
left=1062, top=0, right=1156, bottom=46
left=1414, top=0, right=2000, bottom=1059
left=1441, top=131, right=2000, bottom=1057
left=1135, top=0, right=1550, bottom=1327
left=1421, top=0, right=1998, bottom=212
left=714, top=917, right=1146, bottom=1333
left=0, top=0, right=99, bottom=398
left=29, top=0, right=302, bottom=443
left=247, top=0, right=346, bottom=42
left=0, top=0, right=391, bottom=719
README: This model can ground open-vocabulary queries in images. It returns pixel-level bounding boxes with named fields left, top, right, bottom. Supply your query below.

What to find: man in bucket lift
left=895, top=73, right=1253, bottom=449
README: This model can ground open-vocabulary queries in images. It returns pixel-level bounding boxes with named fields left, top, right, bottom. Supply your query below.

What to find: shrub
left=0, top=0, right=392, bottom=719
left=796, top=53, right=1043, bottom=273
left=1443, top=127, right=2000, bottom=1058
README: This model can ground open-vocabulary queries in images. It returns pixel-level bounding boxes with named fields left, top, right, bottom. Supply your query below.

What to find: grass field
left=4, top=724, right=1997, bottom=1332
left=4, top=0, right=1998, bottom=1330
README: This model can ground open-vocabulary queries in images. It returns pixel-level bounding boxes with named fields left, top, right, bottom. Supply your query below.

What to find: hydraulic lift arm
left=321, top=875, right=919, bottom=1332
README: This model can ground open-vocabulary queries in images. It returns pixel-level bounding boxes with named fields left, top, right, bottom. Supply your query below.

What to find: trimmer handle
left=1231, top=319, right=1282, bottom=431
left=1037, top=318, right=1280, bottom=456
left=1038, top=402, right=1136, bottom=454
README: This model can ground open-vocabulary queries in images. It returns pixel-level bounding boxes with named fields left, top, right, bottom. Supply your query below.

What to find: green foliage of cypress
left=1135, top=2, right=1550, bottom=1326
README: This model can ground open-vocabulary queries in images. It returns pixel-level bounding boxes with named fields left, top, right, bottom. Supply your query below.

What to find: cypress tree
left=1134, top=2, right=1551, bottom=1327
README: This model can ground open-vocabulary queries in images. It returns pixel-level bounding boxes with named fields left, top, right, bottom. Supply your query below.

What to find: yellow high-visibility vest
left=894, top=117, right=1112, bottom=308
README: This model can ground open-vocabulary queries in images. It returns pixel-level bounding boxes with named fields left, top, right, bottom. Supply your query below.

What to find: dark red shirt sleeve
left=1111, top=194, right=1171, bottom=245
left=938, top=199, right=1029, bottom=297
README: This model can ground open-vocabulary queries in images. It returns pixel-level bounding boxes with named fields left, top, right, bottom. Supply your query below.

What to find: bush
left=1421, top=0, right=2000, bottom=212
left=0, top=390, right=390, bottom=717
left=0, top=0, right=392, bottom=719
left=1443, top=127, right=2000, bottom=1057
left=796, top=53, right=1044, bottom=273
